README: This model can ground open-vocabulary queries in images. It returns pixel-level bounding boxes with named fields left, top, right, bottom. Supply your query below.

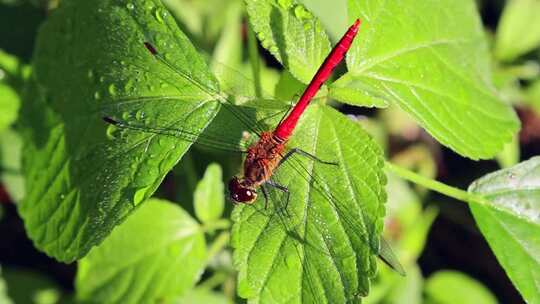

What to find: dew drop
left=132, top=187, right=147, bottom=205
left=106, top=126, right=118, bottom=139
left=294, top=5, right=311, bottom=20
left=87, top=69, right=94, bottom=80
left=154, top=7, right=165, bottom=23
left=126, top=2, right=134, bottom=10
left=135, top=110, right=145, bottom=120
left=285, top=253, right=298, bottom=269
left=277, top=0, right=292, bottom=9
left=94, top=91, right=101, bottom=100
left=108, top=83, right=117, bottom=96
left=122, top=112, right=131, bottom=120
left=99, top=76, right=105, bottom=83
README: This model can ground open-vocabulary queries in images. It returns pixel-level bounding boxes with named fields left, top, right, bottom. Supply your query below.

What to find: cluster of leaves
left=0, top=0, right=538, bottom=303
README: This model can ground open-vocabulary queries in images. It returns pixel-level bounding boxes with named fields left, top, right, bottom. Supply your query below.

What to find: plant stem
left=205, top=230, right=230, bottom=264
left=202, top=219, right=231, bottom=232
left=199, top=272, right=228, bottom=290
left=247, top=23, right=262, bottom=98
left=385, top=161, right=475, bottom=203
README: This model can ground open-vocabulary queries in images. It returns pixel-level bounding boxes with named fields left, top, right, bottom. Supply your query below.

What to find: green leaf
left=0, top=83, right=20, bottom=133
left=2, top=268, right=61, bottom=304
left=495, top=0, right=540, bottom=61
left=0, top=49, right=20, bottom=77
left=424, top=271, right=497, bottom=304
left=0, top=129, right=25, bottom=202
left=22, top=0, right=221, bottom=262
left=246, top=0, right=332, bottom=84
left=299, top=0, right=347, bottom=42
left=0, top=267, right=13, bottom=304
left=175, top=288, right=232, bottom=304
left=274, top=70, right=305, bottom=101
left=333, top=0, right=519, bottom=159
left=468, top=157, right=540, bottom=304
left=495, top=136, right=520, bottom=168
left=211, top=0, right=243, bottom=71
left=232, top=104, right=387, bottom=303
left=385, top=173, right=437, bottom=264
left=194, top=163, right=224, bottom=224
left=364, top=264, right=423, bottom=304
left=76, top=198, right=206, bottom=304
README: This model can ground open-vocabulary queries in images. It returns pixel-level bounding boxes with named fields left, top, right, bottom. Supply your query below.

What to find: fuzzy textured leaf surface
left=469, top=157, right=540, bottom=303
left=22, top=0, right=221, bottom=261
left=246, top=0, right=332, bottom=84
left=76, top=199, right=206, bottom=304
left=495, top=0, right=540, bottom=61
left=232, top=105, right=386, bottom=303
left=333, top=0, right=519, bottom=159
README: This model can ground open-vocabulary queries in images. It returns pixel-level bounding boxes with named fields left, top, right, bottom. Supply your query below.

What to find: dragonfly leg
left=276, top=97, right=296, bottom=127
left=265, top=180, right=291, bottom=217
left=279, top=148, right=339, bottom=169
left=260, top=184, right=270, bottom=210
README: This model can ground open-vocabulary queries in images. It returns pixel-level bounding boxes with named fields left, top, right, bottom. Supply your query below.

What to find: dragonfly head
left=228, top=176, right=257, bottom=204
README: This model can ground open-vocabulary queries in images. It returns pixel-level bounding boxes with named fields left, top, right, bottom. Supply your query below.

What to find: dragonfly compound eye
left=228, top=177, right=257, bottom=204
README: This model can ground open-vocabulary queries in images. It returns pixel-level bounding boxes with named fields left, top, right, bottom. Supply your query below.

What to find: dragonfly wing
left=378, top=237, right=406, bottom=276
left=99, top=96, right=252, bottom=153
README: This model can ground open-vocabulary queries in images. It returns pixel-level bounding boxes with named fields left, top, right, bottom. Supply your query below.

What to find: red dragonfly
left=104, top=18, right=403, bottom=303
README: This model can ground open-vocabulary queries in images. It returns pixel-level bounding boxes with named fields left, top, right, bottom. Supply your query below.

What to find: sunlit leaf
left=333, top=0, right=519, bottom=159
left=0, top=84, right=19, bottom=133
left=246, top=0, right=332, bottom=84
left=22, top=0, right=221, bottom=262
left=469, top=157, right=540, bottom=304
left=232, top=105, right=387, bottom=303
left=76, top=199, right=206, bottom=304
left=194, top=163, right=224, bottom=223
left=424, top=271, right=497, bottom=304
left=495, top=0, right=540, bottom=61
left=0, top=129, right=25, bottom=202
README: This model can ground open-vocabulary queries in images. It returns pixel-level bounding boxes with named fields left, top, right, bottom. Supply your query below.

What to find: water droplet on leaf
left=294, top=5, right=311, bottom=20
left=106, top=126, right=118, bottom=139
left=135, top=110, right=145, bottom=120
left=277, top=0, right=292, bottom=9
left=108, top=84, right=117, bottom=96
